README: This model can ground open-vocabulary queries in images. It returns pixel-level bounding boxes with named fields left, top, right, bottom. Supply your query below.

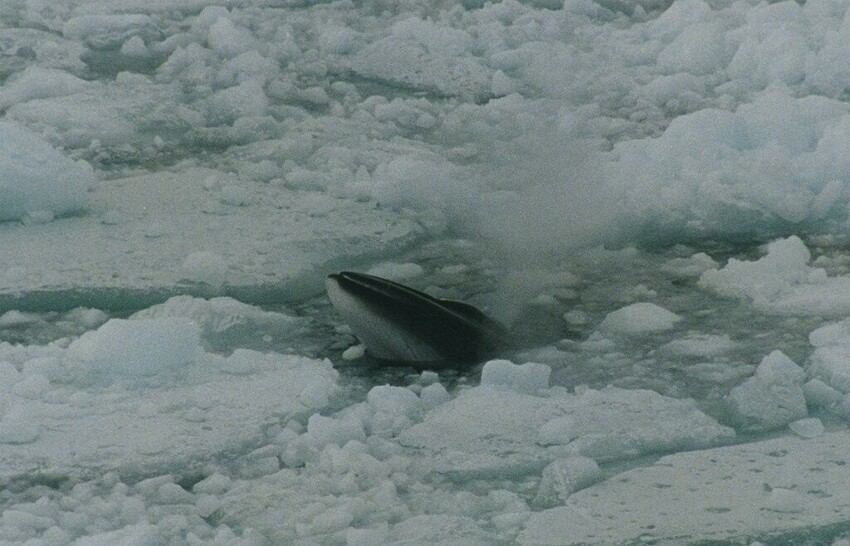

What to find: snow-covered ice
left=725, top=350, right=808, bottom=432
left=597, top=301, right=682, bottom=336
left=8, top=0, right=850, bottom=543
left=700, top=235, right=850, bottom=316
left=520, top=431, right=850, bottom=544
left=0, top=167, right=424, bottom=309
left=0, top=121, right=90, bottom=222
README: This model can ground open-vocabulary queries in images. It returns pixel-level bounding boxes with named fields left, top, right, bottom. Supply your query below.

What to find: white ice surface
left=701, top=236, right=850, bottom=316
left=597, top=302, right=682, bottom=336
left=398, top=372, right=734, bottom=479
left=520, top=431, right=850, bottom=545
left=0, top=167, right=424, bottom=308
left=0, top=121, right=90, bottom=222
left=9, top=0, right=850, bottom=543
left=725, top=350, right=808, bottom=432
left=0, top=316, right=340, bottom=484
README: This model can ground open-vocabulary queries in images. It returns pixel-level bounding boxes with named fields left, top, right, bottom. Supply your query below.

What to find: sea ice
left=0, top=66, right=91, bottom=110
left=180, top=251, right=230, bottom=288
left=348, top=19, right=492, bottom=102
left=597, top=302, right=682, bottom=336
left=399, top=373, right=734, bottom=479
left=520, top=431, right=850, bottom=544
left=789, top=417, right=825, bottom=439
left=0, top=168, right=425, bottom=305
left=0, top=320, right=341, bottom=483
left=659, top=333, right=736, bottom=358
left=533, top=456, right=602, bottom=508
left=10, top=0, right=850, bottom=542
left=62, top=14, right=156, bottom=49
left=725, top=351, right=807, bottom=433
left=700, top=236, right=850, bottom=316
left=480, top=359, right=551, bottom=395
left=67, top=317, right=201, bottom=383
left=0, top=121, right=91, bottom=222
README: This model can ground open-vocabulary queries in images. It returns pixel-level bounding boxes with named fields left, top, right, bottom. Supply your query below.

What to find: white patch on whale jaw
left=325, top=276, right=443, bottom=363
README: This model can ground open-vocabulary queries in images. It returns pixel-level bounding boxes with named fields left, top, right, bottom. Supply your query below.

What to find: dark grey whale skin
left=326, top=271, right=507, bottom=368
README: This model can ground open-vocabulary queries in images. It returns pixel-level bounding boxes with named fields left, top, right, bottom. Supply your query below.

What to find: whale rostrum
left=325, top=271, right=506, bottom=367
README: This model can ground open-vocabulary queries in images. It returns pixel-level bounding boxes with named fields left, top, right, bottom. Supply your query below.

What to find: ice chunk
left=802, top=378, right=843, bottom=409
left=657, top=22, right=727, bottom=76
left=809, top=318, right=850, bottom=347
left=0, top=361, right=22, bottom=386
left=67, top=318, right=201, bottom=383
left=205, top=79, right=269, bottom=125
left=608, top=90, right=850, bottom=243
left=534, top=456, right=602, bottom=507
left=304, top=414, right=366, bottom=451
left=727, top=2, right=807, bottom=88
left=207, top=16, right=257, bottom=57
left=660, top=333, right=736, bottom=358
left=0, top=67, right=91, bottom=110
left=807, top=314, right=850, bottom=397
left=193, top=473, right=231, bottom=495
left=368, top=385, right=421, bottom=416
left=219, top=184, right=253, bottom=206
left=347, top=524, right=389, bottom=546
left=63, top=14, right=156, bottom=49
left=1, top=507, right=55, bottom=534
left=726, top=379, right=807, bottom=432
left=65, top=523, right=160, bottom=545
left=0, top=310, right=41, bottom=328
left=700, top=236, right=850, bottom=316
left=132, top=295, right=296, bottom=342
left=420, top=382, right=451, bottom=410
left=480, top=360, right=551, bottom=394
left=726, top=352, right=807, bottom=432
left=701, top=236, right=809, bottom=299
left=536, top=416, right=575, bottom=446
left=367, top=385, right=423, bottom=438
left=0, top=121, right=90, bottom=222
left=399, top=383, right=733, bottom=479
left=562, top=310, right=589, bottom=326
left=662, top=252, right=719, bottom=278
left=598, top=302, right=681, bottom=336
left=789, top=417, right=824, bottom=439
left=120, top=35, right=150, bottom=58
left=342, top=344, right=366, bottom=361
left=180, top=251, right=229, bottom=288
left=390, top=514, right=495, bottom=544
left=11, top=373, right=49, bottom=399
left=349, top=19, right=491, bottom=102
left=806, top=15, right=850, bottom=97
left=0, top=403, right=40, bottom=445
left=754, top=350, right=806, bottom=385
left=809, top=345, right=850, bottom=393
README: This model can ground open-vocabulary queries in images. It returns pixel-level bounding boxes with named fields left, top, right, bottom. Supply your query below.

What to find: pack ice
left=6, top=0, right=850, bottom=543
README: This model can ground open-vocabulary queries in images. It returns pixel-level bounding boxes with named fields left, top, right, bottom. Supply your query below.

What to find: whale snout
left=325, top=271, right=505, bottom=367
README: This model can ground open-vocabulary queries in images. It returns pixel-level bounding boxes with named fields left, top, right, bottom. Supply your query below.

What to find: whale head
left=326, top=271, right=506, bottom=368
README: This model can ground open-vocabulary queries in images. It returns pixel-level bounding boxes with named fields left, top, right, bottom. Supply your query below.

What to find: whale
left=325, top=271, right=506, bottom=368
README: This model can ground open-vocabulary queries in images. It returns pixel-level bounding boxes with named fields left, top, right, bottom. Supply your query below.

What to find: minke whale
left=326, top=271, right=506, bottom=367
